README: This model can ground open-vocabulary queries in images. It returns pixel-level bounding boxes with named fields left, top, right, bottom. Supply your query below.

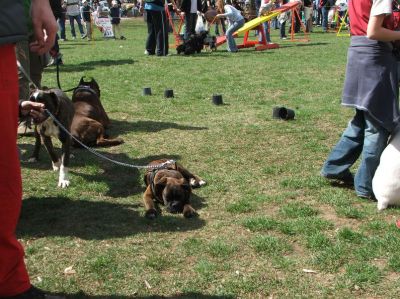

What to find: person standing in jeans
left=215, top=0, right=244, bottom=52
left=321, top=0, right=400, bottom=199
left=66, top=0, right=86, bottom=39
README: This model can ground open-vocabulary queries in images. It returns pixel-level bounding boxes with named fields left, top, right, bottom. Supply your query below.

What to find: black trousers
left=146, top=9, right=169, bottom=56
left=184, top=12, right=198, bottom=40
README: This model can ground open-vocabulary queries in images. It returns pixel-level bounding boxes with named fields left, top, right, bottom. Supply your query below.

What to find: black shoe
left=120, top=36, right=126, bottom=40
left=321, top=172, right=354, bottom=186
left=2, top=285, right=65, bottom=299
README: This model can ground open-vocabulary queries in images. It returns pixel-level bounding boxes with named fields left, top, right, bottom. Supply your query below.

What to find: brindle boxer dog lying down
left=71, top=77, right=123, bottom=147
left=29, top=88, right=75, bottom=188
left=143, top=159, right=207, bottom=219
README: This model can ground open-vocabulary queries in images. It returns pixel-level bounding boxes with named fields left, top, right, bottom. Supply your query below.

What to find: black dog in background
left=177, top=31, right=217, bottom=55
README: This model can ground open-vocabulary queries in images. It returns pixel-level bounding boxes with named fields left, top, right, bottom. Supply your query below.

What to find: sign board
left=92, top=12, right=114, bottom=38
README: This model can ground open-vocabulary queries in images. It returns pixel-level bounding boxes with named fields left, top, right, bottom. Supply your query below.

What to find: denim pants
left=321, top=7, right=329, bottom=31
left=321, top=109, right=389, bottom=197
left=226, top=19, right=244, bottom=52
left=58, top=16, right=66, bottom=39
left=68, top=14, right=85, bottom=37
left=262, top=21, right=272, bottom=43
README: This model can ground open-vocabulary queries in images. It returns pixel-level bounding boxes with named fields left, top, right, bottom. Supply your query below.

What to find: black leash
left=55, top=59, right=78, bottom=93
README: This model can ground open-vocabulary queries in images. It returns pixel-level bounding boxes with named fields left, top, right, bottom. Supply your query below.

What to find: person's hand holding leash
left=20, top=101, right=45, bottom=121
left=29, top=0, right=58, bottom=55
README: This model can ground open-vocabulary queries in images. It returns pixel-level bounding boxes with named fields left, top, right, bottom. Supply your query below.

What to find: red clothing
left=0, top=44, right=31, bottom=297
left=348, top=0, right=372, bottom=35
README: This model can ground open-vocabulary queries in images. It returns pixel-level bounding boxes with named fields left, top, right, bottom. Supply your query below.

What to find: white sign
left=92, top=12, right=114, bottom=38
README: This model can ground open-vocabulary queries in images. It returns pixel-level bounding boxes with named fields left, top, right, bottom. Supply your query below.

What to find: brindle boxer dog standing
left=29, top=89, right=75, bottom=188
left=143, top=159, right=206, bottom=219
left=71, top=77, right=123, bottom=147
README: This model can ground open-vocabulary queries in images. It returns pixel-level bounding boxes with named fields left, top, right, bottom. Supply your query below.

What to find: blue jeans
left=321, top=7, right=329, bottom=31
left=321, top=109, right=389, bottom=197
left=68, top=14, right=85, bottom=37
left=262, top=21, right=272, bottom=43
left=58, top=16, right=66, bottom=39
left=226, top=19, right=244, bottom=52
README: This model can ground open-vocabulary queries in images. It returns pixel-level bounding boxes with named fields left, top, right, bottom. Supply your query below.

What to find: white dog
left=372, top=126, right=400, bottom=210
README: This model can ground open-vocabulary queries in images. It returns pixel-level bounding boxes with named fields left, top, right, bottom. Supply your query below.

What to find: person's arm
left=367, top=14, right=400, bottom=41
left=29, top=0, right=58, bottom=55
left=216, top=5, right=232, bottom=18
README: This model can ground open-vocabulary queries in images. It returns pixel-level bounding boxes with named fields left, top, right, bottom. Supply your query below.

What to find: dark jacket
left=110, top=7, right=121, bottom=24
left=0, top=0, right=28, bottom=45
left=180, top=0, right=202, bottom=14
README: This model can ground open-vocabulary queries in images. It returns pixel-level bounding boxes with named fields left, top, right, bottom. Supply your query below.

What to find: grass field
left=17, top=18, right=400, bottom=298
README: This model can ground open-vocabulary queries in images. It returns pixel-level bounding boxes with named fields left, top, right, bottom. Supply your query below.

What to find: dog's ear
left=155, top=177, right=168, bottom=194
left=79, top=76, right=85, bottom=85
left=48, top=91, right=60, bottom=111
left=179, top=178, right=192, bottom=192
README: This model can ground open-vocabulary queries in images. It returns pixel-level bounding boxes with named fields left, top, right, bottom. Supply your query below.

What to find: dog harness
left=149, top=162, right=178, bottom=205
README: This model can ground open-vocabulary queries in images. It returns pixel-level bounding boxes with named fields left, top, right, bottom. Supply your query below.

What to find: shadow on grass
left=62, top=293, right=234, bottom=299
left=109, top=119, right=208, bottom=136
left=44, top=59, right=135, bottom=73
left=18, top=195, right=206, bottom=239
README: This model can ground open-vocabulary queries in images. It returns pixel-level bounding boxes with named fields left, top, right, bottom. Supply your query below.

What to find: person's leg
left=226, top=20, right=243, bottom=52
left=280, top=20, right=286, bottom=38
left=321, top=109, right=365, bottom=180
left=355, top=113, right=390, bottom=198
left=58, top=16, right=66, bottom=40
left=69, top=15, right=76, bottom=38
left=112, top=23, right=118, bottom=38
left=262, top=21, right=271, bottom=43
left=184, top=14, right=190, bottom=40
left=29, top=42, right=44, bottom=89
left=86, top=21, right=92, bottom=40
left=0, top=44, right=31, bottom=297
left=156, top=10, right=169, bottom=56
left=145, top=10, right=157, bottom=54
left=15, top=41, right=30, bottom=101
left=76, top=15, right=86, bottom=36
left=321, top=7, right=328, bottom=31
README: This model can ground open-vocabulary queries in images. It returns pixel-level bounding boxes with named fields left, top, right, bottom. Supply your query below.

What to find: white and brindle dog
left=29, top=89, right=75, bottom=188
left=372, top=125, right=400, bottom=210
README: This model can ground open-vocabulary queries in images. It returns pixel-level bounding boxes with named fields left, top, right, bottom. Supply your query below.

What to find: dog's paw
left=58, top=179, right=70, bottom=188
left=190, top=178, right=207, bottom=188
left=184, top=209, right=198, bottom=218
left=27, top=157, right=38, bottom=163
left=52, top=160, right=61, bottom=171
left=145, top=209, right=158, bottom=220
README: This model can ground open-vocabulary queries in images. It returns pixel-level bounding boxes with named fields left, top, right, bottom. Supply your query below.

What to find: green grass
left=16, top=18, right=400, bottom=298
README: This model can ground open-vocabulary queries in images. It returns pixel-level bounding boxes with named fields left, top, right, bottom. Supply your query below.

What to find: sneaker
left=120, top=36, right=126, bottom=40
left=280, top=36, right=287, bottom=40
left=72, top=36, right=76, bottom=40
left=87, top=38, right=91, bottom=41
left=81, top=34, right=87, bottom=39
left=3, top=285, right=65, bottom=299
left=144, top=50, right=155, bottom=55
